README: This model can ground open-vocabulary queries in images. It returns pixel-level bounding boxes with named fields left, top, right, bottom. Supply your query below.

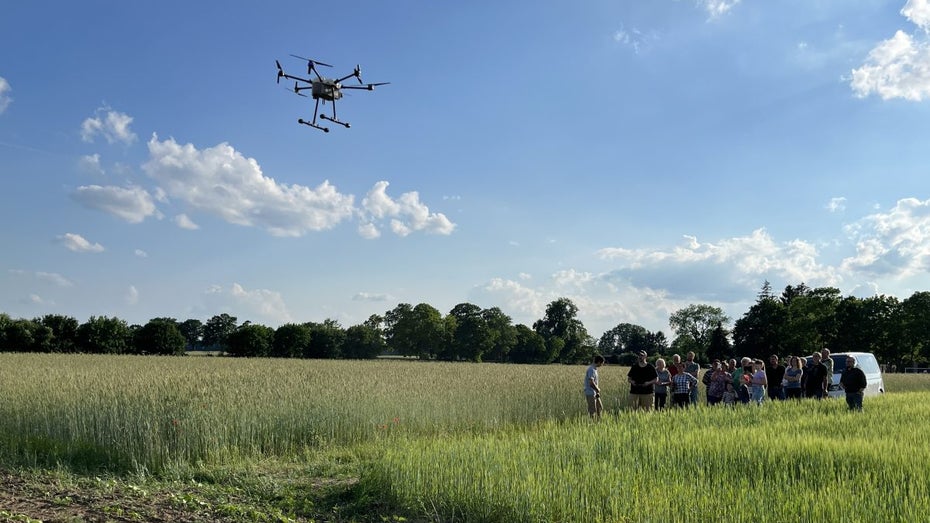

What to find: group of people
left=583, top=348, right=869, bottom=420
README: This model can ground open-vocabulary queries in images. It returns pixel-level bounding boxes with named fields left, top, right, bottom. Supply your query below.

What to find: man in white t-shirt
left=584, top=355, right=605, bottom=420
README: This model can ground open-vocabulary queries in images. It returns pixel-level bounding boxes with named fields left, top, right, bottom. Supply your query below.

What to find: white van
left=806, top=352, right=885, bottom=398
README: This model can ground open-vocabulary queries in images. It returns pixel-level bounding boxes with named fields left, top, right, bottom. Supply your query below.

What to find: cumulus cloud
left=205, top=283, right=293, bottom=324
left=359, top=181, right=456, bottom=238
left=851, top=2, right=930, bottom=101
left=81, top=107, right=137, bottom=145
left=597, top=229, right=840, bottom=299
left=827, top=197, right=847, bottom=213
left=78, top=154, right=105, bottom=176
left=902, top=0, right=930, bottom=33
left=841, top=197, right=930, bottom=276
left=58, top=233, right=104, bottom=253
left=358, top=222, right=380, bottom=239
left=71, top=184, right=159, bottom=223
left=0, top=76, right=12, bottom=114
left=174, top=213, right=200, bottom=230
left=142, top=135, right=356, bottom=237
left=134, top=249, right=148, bottom=258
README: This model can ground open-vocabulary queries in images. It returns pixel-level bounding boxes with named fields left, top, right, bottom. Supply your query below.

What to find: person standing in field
left=707, top=360, right=730, bottom=406
left=654, top=358, right=672, bottom=411
left=821, top=348, right=834, bottom=388
left=840, top=355, right=868, bottom=411
left=749, top=359, right=767, bottom=404
left=584, top=355, right=605, bottom=420
left=670, top=362, right=698, bottom=408
left=627, top=350, right=658, bottom=411
left=765, top=354, right=786, bottom=401
left=784, top=356, right=804, bottom=400
left=804, top=352, right=829, bottom=400
left=721, top=382, right=737, bottom=406
left=685, top=351, right=701, bottom=405
left=733, top=357, right=752, bottom=404
left=669, top=354, right=682, bottom=377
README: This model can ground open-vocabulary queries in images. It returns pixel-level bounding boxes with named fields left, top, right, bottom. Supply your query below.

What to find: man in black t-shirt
left=627, top=350, right=658, bottom=411
left=804, top=352, right=829, bottom=399
left=765, top=354, right=786, bottom=401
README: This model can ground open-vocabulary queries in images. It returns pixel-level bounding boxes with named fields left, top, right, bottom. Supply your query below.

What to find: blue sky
left=3, top=0, right=930, bottom=338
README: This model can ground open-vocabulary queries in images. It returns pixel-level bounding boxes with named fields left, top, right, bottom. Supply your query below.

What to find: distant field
left=2, top=353, right=929, bottom=522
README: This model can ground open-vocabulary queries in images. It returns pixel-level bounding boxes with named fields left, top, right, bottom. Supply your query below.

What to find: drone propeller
left=344, top=82, right=391, bottom=91
left=276, top=60, right=284, bottom=84
left=290, top=54, right=332, bottom=76
left=292, top=81, right=307, bottom=97
left=354, top=64, right=363, bottom=85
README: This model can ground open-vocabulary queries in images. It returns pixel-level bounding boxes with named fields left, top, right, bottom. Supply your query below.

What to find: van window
left=855, top=355, right=881, bottom=374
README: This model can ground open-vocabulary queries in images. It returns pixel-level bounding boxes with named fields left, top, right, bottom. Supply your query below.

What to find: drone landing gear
left=319, top=114, right=350, bottom=128
left=297, top=118, right=329, bottom=133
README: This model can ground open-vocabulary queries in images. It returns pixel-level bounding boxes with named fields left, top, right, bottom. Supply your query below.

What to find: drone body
left=276, top=55, right=388, bottom=133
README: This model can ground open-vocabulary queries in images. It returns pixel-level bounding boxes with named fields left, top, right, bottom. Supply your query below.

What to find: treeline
left=2, top=282, right=930, bottom=368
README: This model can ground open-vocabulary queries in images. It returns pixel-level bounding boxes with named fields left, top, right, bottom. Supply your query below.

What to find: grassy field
left=1, top=353, right=928, bottom=522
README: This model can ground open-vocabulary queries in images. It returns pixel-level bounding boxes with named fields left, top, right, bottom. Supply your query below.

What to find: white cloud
left=902, top=0, right=930, bottom=33
left=78, top=154, right=105, bottom=176
left=360, top=181, right=456, bottom=237
left=58, top=233, right=104, bottom=253
left=701, top=0, right=741, bottom=19
left=126, top=285, right=139, bottom=305
left=29, top=294, right=47, bottom=305
left=134, top=249, right=148, bottom=258
left=0, top=76, right=12, bottom=114
left=204, top=283, right=293, bottom=324
left=80, top=107, right=137, bottom=145
left=353, top=292, right=392, bottom=302
left=597, top=229, right=840, bottom=299
left=358, top=222, right=380, bottom=239
left=826, top=197, right=847, bottom=213
left=841, top=197, right=930, bottom=276
left=174, top=213, right=200, bottom=230
left=851, top=30, right=930, bottom=100
left=518, top=272, right=532, bottom=280
left=72, top=184, right=159, bottom=223
left=142, top=135, right=356, bottom=237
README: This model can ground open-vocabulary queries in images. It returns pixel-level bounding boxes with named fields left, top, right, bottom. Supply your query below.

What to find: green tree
left=76, top=316, right=132, bottom=354
left=272, top=323, right=312, bottom=358
left=38, top=314, right=79, bottom=353
left=178, top=319, right=204, bottom=351
left=508, top=324, right=550, bottom=363
left=483, top=307, right=517, bottom=362
left=385, top=303, right=446, bottom=359
left=226, top=323, right=274, bottom=357
left=733, top=295, right=786, bottom=360
left=533, top=298, right=589, bottom=363
left=668, top=304, right=730, bottom=362
left=706, top=322, right=732, bottom=362
left=901, top=291, right=930, bottom=368
left=133, top=318, right=186, bottom=355
left=304, top=319, right=346, bottom=359
left=447, top=302, right=493, bottom=362
left=202, top=314, right=237, bottom=351
left=598, top=323, right=650, bottom=356
left=343, top=323, right=386, bottom=359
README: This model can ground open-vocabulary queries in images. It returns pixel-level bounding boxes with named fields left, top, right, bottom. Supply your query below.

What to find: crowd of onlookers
left=583, top=348, right=869, bottom=420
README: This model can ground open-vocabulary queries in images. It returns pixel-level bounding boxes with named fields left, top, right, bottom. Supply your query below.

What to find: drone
left=276, top=55, right=389, bottom=133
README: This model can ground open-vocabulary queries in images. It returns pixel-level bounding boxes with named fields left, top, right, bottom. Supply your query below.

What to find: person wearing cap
left=584, top=355, right=605, bottom=420
left=840, top=355, right=867, bottom=411
left=627, top=350, right=658, bottom=411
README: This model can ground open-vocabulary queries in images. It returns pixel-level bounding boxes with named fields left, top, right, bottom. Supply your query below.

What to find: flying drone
left=276, top=55, right=389, bottom=133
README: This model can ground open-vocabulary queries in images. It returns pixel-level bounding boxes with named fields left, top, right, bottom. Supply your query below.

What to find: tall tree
left=342, top=323, right=385, bottom=359
left=76, top=316, right=132, bottom=354
left=533, top=298, right=589, bottom=363
left=482, top=307, right=517, bottom=362
left=272, top=323, right=312, bottom=358
left=226, top=323, right=275, bottom=357
left=133, top=318, right=186, bottom=355
left=668, top=304, right=730, bottom=362
left=38, top=314, right=79, bottom=353
left=202, top=314, right=237, bottom=351
left=178, top=319, right=204, bottom=351
left=385, top=303, right=446, bottom=359
left=508, top=324, right=551, bottom=363
left=304, top=319, right=346, bottom=359
left=447, top=302, right=493, bottom=362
